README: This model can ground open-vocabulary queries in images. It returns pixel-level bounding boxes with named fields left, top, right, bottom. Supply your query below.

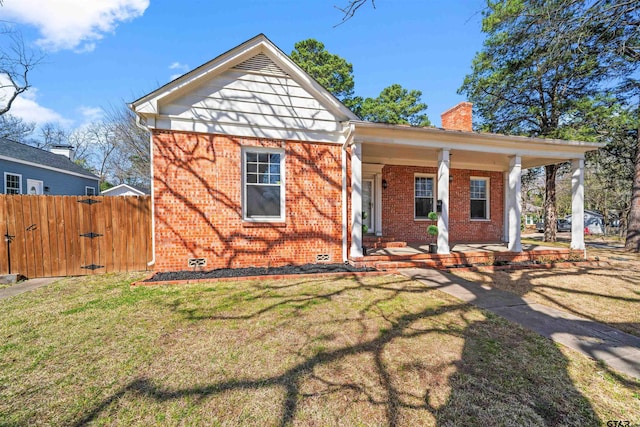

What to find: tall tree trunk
left=625, top=117, right=640, bottom=251
left=544, top=164, right=558, bottom=242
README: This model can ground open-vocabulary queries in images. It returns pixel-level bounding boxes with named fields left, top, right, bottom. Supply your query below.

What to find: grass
left=0, top=272, right=638, bottom=425
left=451, top=238, right=640, bottom=337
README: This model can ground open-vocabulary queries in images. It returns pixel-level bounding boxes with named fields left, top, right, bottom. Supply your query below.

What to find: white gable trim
left=131, top=34, right=357, bottom=123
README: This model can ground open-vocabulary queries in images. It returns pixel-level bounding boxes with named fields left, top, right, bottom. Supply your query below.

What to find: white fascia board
left=154, top=115, right=348, bottom=144
left=131, top=34, right=357, bottom=123
left=353, top=122, right=601, bottom=157
left=0, top=155, right=99, bottom=181
left=359, top=136, right=586, bottom=159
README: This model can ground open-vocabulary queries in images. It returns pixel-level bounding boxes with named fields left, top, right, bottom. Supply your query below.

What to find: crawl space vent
left=188, top=258, right=206, bottom=268
left=315, top=254, right=331, bottom=263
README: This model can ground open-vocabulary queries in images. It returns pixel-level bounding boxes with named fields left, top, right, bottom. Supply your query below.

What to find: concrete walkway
left=400, top=267, right=640, bottom=380
left=0, top=277, right=59, bottom=300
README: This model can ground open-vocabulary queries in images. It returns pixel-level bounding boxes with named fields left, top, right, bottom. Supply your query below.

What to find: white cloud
left=9, top=89, right=72, bottom=127
left=168, top=61, right=189, bottom=81
left=78, top=106, right=104, bottom=123
left=2, top=0, right=150, bottom=52
left=169, top=62, right=187, bottom=70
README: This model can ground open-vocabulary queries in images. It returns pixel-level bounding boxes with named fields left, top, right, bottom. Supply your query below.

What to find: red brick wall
left=381, top=165, right=504, bottom=244
left=152, top=130, right=343, bottom=271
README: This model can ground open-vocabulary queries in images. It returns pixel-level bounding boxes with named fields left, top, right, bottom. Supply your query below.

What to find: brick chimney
left=441, top=102, right=473, bottom=132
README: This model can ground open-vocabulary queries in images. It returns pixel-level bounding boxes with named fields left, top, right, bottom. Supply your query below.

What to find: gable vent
left=233, top=53, right=289, bottom=77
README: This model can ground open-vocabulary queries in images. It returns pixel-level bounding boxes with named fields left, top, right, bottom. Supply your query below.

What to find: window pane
left=247, top=185, right=281, bottom=217
left=269, top=153, right=280, bottom=163
left=247, top=163, right=257, bottom=173
left=415, top=177, right=433, bottom=198
left=5, top=174, right=20, bottom=194
left=258, top=164, right=268, bottom=174
left=471, top=200, right=487, bottom=219
left=246, top=173, right=257, bottom=183
left=270, top=174, right=280, bottom=184
left=470, top=179, right=486, bottom=199
left=246, top=152, right=257, bottom=162
left=258, top=153, right=269, bottom=163
left=415, top=198, right=432, bottom=218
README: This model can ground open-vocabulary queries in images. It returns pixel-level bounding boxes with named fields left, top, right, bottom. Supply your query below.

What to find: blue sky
left=2, top=0, right=487, bottom=129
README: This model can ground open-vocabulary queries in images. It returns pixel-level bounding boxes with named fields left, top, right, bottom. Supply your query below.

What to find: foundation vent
left=315, top=254, right=331, bottom=263
left=188, top=258, right=207, bottom=268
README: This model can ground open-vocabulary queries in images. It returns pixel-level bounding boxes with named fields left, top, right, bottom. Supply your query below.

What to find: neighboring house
left=0, top=139, right=99, bottom=196
left=101, top=183, right=149, bottom=196
left=131, top=34, right=601, bottom=272
left=564, top=210, right=604, bottom=234
left=584, top=210, right=605, bottom=234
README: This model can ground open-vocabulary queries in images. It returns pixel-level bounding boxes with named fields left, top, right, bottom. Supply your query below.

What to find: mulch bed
left=144, top=263, right=376, bottom=283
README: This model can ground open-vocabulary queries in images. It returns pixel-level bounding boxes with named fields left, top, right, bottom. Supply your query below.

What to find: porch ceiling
left=362, top=142, right=568, bottom=172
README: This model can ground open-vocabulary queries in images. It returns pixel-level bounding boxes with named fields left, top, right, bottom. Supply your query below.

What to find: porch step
left=373, top=260, right=444, bottom=271
left=373, top=241, right=407, bottom=249
left=362, top=236, right=408, bottom=249
left=363, top=235, right=397, bottom=244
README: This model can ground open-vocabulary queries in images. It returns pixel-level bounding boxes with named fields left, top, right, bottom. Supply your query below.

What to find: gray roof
left=0, top=138, right=99, bottom=179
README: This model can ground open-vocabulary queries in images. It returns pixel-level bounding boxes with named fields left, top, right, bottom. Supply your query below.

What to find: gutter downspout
left=133, top=112, right=156, bottom=267
left=341, top=122, right=356, bottom=263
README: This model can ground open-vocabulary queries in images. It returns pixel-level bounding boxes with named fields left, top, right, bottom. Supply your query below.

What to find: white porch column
left=503, top=172, right=509, bottom=242
left=507, top=155, right=522, bottom=252
left=437, top=149, right=450, bottom=254
left=350, top=142, right=363, bottom=257
left=375, top=173, right=383, bottom=236
left=570, top=158, right=585, bottom=250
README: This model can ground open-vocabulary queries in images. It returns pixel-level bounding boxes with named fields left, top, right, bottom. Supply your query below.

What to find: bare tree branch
left=334, top=0, right=375, bottom=26
left=0, top=26, right=44, bottom=116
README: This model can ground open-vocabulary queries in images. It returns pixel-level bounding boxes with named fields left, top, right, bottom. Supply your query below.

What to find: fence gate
left=0, top=195, right=151, bottom=278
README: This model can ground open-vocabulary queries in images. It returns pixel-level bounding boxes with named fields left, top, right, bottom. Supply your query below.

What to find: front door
left=26, top=179, right=43, bottom=195
left=362, top=179, right=374, bottom=234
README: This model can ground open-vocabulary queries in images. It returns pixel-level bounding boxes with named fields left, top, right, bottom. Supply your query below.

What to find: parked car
left=536, top=219, right=571, bottom=233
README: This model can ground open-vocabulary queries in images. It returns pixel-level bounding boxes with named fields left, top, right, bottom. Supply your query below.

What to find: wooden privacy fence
left=0, top=195, right=152, bottom=278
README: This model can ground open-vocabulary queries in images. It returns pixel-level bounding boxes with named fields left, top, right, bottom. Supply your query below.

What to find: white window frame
left=242, top=146, right=286, bottom=222
left=4, top=172, right=22, bottom=195
left=414, top=173, right=436, bottom=220
left=85, top=186, right=96, bottom=196
left=470, top=176, right=490, bottom=220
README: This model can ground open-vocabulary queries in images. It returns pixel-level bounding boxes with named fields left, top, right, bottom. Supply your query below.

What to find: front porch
left=352, top=238, right=577, bottom=270
left=346, top=117, right=598, bottom=262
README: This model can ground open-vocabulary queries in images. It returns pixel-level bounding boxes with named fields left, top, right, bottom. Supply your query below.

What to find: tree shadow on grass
left=71, top=274, right=602, bottom=426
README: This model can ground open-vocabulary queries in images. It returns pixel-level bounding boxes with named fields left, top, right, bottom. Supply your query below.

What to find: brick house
left=131, top=34, right=599, bottom=272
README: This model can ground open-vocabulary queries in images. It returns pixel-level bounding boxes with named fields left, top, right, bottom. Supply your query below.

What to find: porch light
left=382, top=179, right=388, bottom=189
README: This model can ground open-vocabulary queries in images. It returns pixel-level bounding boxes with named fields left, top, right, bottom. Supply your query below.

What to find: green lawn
left=0, top=272, right=638, bottom=426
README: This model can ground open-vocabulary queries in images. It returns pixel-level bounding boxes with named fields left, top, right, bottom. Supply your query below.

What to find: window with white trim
left=85, top=186, right=96, bottom=196
left=4, top=172, right=21, bottom=194
left=470, top=177, right=489, bottom=219
left=243, top=148, right=285, bottom=221
left=414, top=174, right=435, bottom=219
